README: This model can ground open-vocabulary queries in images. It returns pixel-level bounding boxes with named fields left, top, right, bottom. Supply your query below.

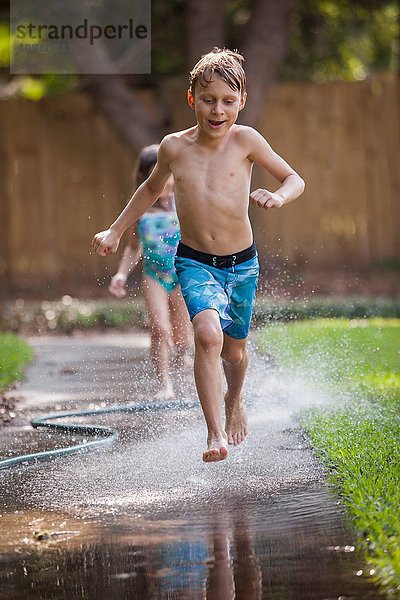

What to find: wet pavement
left=0, top=334, right=383, bottom=599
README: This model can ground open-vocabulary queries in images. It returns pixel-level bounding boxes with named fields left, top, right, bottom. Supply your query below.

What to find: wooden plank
left=378, top=77, right=400, bottom=260
left=0, top=103, right=11, bottom=289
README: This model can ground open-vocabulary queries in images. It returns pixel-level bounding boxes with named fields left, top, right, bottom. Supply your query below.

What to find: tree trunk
left=240, top=0, right=295, bottom=127
left=81, top=75, right=160, bottom=152
left=186, top=0, right=226, bottom=70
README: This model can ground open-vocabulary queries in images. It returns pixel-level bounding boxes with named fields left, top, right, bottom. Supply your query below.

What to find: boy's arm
left=246, top=128, right=305, bottom=209
left=92, top=141, right=172, bottom=256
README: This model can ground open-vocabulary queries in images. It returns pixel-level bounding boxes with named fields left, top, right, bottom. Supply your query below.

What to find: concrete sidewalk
left=0, top=333, right=380, bottom=600
left=0, top=332, right=185, bottom=461
left=1, top=331, right=324, bottom=491
left=16, top=333, right=154, bottom=412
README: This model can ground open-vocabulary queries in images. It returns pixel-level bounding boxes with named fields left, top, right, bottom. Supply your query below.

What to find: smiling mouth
left=208, top=119, right=226, bottom=128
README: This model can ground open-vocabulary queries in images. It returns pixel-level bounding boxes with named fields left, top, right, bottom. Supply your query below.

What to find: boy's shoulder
left=232, top=124, right=263, bottom=142
left=230, top=125, right=268, bottom=155
left=159, top=127, right=196, bottom=160
left=162, top=127, right=196, bottom=146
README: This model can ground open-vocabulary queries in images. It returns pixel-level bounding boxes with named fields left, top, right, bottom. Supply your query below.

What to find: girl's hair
left=189, top=47, right=246, bottom=96
left=135, top=144, right=159, bottom=186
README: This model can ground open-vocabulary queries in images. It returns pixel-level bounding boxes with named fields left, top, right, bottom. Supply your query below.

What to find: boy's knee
left=194, top=319, right=223, bottom=351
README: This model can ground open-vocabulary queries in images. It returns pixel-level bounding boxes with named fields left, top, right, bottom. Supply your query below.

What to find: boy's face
left=188, top=75, right=246, bottom=139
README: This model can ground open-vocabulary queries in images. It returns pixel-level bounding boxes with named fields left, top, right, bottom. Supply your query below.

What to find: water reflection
left=148, top=508, right=262, bottom=599
left=205, top=510, right=261, bottom=600
left=0, top=487, right=380, bottom=599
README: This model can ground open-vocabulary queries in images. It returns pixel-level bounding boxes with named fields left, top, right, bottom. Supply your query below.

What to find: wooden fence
left=252, top=75, right=400, bottom=271
left=1, top=75, right=399, bottom=293
left=0, top=93, right=134, bottom=292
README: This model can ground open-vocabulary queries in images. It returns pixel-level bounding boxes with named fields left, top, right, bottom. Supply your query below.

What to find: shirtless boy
left=92, top=48, right=305, bottom=463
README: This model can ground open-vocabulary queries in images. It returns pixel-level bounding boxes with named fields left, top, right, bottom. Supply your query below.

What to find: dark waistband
left=176, top=241, right=256, bottom=268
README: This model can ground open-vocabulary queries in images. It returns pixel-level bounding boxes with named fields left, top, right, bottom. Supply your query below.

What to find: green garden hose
left=0, top=399, right=197, bottom=470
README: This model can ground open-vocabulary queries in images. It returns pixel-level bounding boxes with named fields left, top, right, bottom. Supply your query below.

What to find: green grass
left=253, top=296, right=400, bottom=323
left=0, top=333, right=33, bottom=390
left=257, top=318, right=400, bottom=596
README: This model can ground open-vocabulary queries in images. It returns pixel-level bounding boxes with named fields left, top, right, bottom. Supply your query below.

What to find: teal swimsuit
left=137, top=212, right=180, bottom=293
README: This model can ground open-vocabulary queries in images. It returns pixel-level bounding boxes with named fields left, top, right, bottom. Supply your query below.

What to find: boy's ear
left=239, top=92, right=247, bottom=111
left=187, top=90, right=195, bottom=110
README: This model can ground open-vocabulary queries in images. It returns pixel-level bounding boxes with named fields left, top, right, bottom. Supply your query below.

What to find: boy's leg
left=221, top=334, right=249, bottom=446
left=192, top=309, right=228, bottom=462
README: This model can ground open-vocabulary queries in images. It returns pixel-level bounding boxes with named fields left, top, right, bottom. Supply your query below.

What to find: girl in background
left=109, top=145, right=192, bottom=400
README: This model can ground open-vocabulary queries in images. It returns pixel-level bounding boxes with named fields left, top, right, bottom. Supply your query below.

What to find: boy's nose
left=212, top=103, right=224, bottom=115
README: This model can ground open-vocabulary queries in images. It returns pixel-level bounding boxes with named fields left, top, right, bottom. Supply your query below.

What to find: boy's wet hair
left=189, top=47, right=246, bottom=96
left=136, top=144, right=159, bottom=185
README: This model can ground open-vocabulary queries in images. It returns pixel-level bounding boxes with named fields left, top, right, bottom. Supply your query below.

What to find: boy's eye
left=203, top=98, right=213, bottom=103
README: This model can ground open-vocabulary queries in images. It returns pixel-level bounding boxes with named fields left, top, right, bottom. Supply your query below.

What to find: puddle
left=0, top=486, right=378, bottom=599
left=0, top=412, right=381, bottom=599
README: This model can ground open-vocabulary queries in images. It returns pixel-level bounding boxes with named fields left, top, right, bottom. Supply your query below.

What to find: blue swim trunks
left=174, top=242, right=259, bottom=339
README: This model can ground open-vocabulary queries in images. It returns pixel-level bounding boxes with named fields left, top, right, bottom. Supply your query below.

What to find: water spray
left=0, top=399, right=197, bottom=470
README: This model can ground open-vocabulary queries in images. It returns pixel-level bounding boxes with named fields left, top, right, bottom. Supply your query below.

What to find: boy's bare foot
left=224, top=393, right=248, bottom=446
left=203, top=434, right=228, bottom=463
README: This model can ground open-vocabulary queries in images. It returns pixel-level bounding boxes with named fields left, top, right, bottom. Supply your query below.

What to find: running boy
left=92, top=48, right=305, bottom=463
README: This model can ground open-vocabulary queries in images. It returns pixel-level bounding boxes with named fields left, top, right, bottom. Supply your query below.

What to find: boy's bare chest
left=172, top=148, right=249, bottom=191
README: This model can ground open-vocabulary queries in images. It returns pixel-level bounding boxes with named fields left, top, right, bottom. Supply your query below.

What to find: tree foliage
left=150, top=0, right=399, bottom=82
left=1, top=0, right=398, bottom=90
left=0, top=0, right=398, bottom=147
left=282, top=0, right=399, bottom=82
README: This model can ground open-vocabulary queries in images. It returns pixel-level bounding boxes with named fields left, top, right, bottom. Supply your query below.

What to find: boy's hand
left=109, top=273, right=127, bottom=298
left=250, top=189, right=284, bottom=209
left=92, top=229, right=120, bottom=256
